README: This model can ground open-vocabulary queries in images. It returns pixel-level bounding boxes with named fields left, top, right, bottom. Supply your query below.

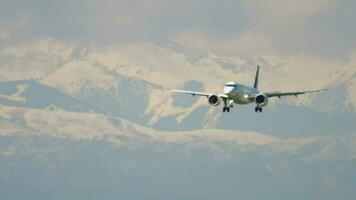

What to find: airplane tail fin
left=253, top=65, right=260, bottom=89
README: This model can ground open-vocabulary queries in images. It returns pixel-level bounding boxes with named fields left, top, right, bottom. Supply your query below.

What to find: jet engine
left=255, top=93, right=268, bottom=106
left=208, top=95, right=221, bottom=106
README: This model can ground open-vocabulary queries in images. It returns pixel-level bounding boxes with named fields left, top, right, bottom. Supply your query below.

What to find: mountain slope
left=0, top=105, right=356, bottom=200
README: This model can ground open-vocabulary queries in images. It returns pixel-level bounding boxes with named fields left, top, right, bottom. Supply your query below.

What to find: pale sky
left=1, top=0, right=355, bottom=59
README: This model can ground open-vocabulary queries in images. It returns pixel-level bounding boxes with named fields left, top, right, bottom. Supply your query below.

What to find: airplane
left=172, top=66, right=324, bottom=113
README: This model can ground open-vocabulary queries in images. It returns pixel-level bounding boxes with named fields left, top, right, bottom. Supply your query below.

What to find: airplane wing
left=265, top=89, right=325, bottom=98
left=172, top=90, right=228, bottom=99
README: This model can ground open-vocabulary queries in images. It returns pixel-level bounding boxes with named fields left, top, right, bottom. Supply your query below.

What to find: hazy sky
left=1, top=0, right=356, bottom=59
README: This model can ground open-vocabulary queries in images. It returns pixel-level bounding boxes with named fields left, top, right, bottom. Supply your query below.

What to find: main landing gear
left=255, top=106, right=263, bottom=113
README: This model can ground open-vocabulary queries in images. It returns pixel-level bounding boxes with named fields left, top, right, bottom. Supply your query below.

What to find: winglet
left=253, top=65, right=260, bottom=89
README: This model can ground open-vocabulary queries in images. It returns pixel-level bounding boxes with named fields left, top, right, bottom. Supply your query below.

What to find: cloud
left=239, top=0, right=348, bottom=56
left=172, top=30, right=277, bottom=56
left=242, top=0, right=342, bottom=25
left=1, top=0, right=354, bottom=60
left=0, top=0, right=248, bottom=43
left=171, top=0, right=356, bottom=59
left=0, top=17, right=26, bottom=40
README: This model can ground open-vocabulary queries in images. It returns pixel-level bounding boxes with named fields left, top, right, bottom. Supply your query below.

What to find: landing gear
left=223, top=99, right=231, bottom=113
left=223, top=106, right=230, bottom=113
left=255, top=106, right=263, bottom=113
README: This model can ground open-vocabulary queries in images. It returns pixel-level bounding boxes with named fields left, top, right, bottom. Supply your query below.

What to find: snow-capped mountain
left=0, top=39, right=355, bottom=134
left=0, top=105, right=356, bottom=199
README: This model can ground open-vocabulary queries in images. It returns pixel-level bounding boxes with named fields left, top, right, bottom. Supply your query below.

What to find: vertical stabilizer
left=253, top=65, right=260, bottom=89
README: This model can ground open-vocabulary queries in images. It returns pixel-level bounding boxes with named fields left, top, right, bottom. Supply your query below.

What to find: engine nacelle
left=255, top=93, right=268, bottom=106
left=208, top=95, right=221, bottom=106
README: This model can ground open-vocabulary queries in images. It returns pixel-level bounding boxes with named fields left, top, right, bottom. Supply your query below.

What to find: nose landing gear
left=222, top=99, right=232, bottom=113
left=255, top=106, right=263, bottom=113
left=223, top=106, right=230, bottom=113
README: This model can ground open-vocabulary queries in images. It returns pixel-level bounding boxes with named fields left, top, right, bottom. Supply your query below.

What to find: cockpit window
left=225, top=84, right=237, bottom=87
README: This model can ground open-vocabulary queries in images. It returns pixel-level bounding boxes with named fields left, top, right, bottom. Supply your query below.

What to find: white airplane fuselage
left=223, top=81, right=259, bottom=105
